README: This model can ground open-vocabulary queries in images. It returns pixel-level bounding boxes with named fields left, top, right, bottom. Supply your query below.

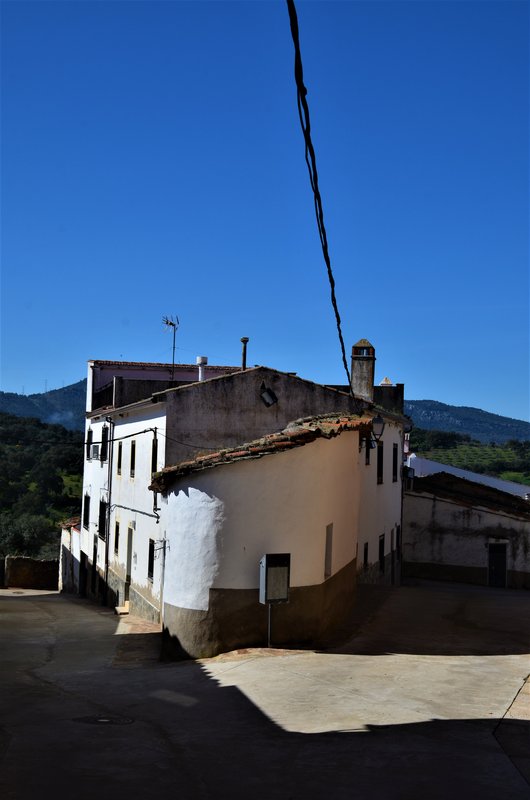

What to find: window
left=114, top=521, right=120, bottom=555
left=360, top=433, right=371, bottom=465
left=100, top=426, right=109, bottom=462
left=151, top=437, right=158, bottom=476
left=377, top=442, right=384, bottom=484
left=392, top=443, right=398, bottom=482
left=379, top=534, right=385, bottom=574
left=130, top=440, right=136, bottom=478
left=98, top=500, right=108, bottom=541
left=86, top=429, right=93, bottom=460
left=363, top=542, right=368, bottom=571
left=324, top=524, right=333, bottom=579
left=148, top=539, right=155, bottom=582
left=117, top=441, right=122, bottom=475
left=83, top=494, right=90, bottom=530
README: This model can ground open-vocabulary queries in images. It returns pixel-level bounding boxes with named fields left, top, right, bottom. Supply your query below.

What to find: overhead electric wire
left=285, top=0, right=353, bottom=394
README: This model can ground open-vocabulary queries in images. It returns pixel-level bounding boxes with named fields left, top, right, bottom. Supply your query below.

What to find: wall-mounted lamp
left=372, top=414, right=385, bottom=442
left=260, top=382, right=278, bottom=407
left=359, top=415, right=386, bottom=452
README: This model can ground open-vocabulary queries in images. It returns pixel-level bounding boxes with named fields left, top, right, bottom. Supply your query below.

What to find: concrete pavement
left=1, top=582, right=530, bottom=799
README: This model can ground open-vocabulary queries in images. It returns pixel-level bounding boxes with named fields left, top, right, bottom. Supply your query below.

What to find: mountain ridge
left=0, top=381, right=528, bottom=443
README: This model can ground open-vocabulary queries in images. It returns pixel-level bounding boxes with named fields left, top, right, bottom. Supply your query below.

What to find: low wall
left=5, top=556, right=59, bottom=589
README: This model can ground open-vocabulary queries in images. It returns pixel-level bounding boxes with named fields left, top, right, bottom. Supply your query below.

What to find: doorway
left=488, top=543, right=507, bottom=588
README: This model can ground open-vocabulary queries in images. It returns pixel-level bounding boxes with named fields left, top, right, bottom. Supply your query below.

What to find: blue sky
left=1, top=0, right=528, bottom=420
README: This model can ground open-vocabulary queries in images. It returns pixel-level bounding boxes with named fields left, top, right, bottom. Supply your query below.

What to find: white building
left=69, top=342, right=406, bottom=656
left=151, top=412, right=404, bottom=657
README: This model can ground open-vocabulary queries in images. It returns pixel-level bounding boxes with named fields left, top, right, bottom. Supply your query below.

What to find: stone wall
left=4, top=556, right=59, bottom=589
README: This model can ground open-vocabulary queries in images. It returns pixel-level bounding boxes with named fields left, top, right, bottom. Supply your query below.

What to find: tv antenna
left=162, top=315, right=179, bottom=379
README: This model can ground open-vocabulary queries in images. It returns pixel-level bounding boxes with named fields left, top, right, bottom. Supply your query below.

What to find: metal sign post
left=259, top=553, right=291, bottom=647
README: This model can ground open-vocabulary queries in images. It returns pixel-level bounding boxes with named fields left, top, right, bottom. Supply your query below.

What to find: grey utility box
left=259, top=553, right=291, bottom=604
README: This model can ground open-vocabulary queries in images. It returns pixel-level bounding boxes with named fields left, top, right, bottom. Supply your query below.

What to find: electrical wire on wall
left=285, top=0, right=353, bottom=394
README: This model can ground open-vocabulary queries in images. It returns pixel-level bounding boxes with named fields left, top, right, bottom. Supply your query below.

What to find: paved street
left=1, top=582, right=530, bottom=799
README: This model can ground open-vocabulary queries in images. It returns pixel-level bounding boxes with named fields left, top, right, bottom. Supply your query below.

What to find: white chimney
left=196, top=356, right=208, bottom=381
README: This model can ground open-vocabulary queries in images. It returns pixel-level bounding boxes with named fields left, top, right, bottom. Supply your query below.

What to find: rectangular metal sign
left=259, top=553, right=290, bottom=604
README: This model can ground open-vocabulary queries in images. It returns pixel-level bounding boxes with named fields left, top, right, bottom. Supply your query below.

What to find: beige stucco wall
left=164, top=431, right=361, bottom=611
left=161, top=430, right=365, bottom=655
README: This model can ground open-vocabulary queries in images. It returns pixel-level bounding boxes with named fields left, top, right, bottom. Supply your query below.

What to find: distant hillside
left=0, top=381, right=528, bottom=443
left=405, top=400, right=530, bottom=444
left=0, top=380, right=86, bottom=430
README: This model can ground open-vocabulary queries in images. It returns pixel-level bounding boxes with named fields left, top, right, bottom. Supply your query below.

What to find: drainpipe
left=241, top=337, right=249, bottom=370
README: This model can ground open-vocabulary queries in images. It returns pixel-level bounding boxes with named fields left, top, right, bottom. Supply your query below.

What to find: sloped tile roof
left=150, top=413, right=373, bottom=492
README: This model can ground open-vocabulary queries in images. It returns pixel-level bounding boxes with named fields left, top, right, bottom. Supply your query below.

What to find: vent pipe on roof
left=196, top=356, right=208, bottom=381
left=241, top=337, right=249, bottom=370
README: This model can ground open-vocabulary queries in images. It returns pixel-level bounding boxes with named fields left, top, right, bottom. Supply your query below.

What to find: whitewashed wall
left=358, top=421, right=403, bottom=575
left=164, top=431, right=362, bottom=612
left=403, top=491, right=530, bottom=572
left=108, top=404, right=166, bottom=602
left=81, top=403, right=166, bottom=606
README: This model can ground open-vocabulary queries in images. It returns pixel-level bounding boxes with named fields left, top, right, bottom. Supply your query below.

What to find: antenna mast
left=162, top=315, right=180, bottom=380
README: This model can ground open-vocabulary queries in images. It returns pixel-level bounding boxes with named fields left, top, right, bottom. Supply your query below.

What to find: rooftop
left=150, top=413, right=374, bottom=492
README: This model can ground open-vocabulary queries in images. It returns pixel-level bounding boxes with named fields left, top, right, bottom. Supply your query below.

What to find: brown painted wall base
left=403, top=561, right=530, bottom=590
left=403, top=561, right=487, bottom=586
left=163, top=558, right=357, bottom=659
left=509, top=570, right=530, bottom=590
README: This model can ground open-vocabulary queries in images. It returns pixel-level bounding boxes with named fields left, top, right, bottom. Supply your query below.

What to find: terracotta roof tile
left=150, top=413, right=374, bottom=493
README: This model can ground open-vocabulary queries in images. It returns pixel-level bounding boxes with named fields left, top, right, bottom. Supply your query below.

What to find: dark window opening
left=83, top=494, right=90, bottom=530
left=392, top=443, right=398, bottom=482
left=98, top=500, right=108, bottom=541
left=151, top=437, right=158, bottom=476
left=324, top=523, right=333, bottom=580
left=396, top=525, right=401, bottom=561
left=117, top=441, right=122, bottom=475
left=377, top=442, right=384, bottom=484
left=148, top=539, right=155, bottom=582
left=379, top=534, right=385, bottom=574
left=86, top=429, right=93, bottom=460
left=114, top=521, right=120, bottom=555
left=365, top=437, right=370, bottom=465
left=130, top=440, right=136, bottom=478
left=100, top=426, right=109, bottom=462
left=363, top=542, right=368, bottom=571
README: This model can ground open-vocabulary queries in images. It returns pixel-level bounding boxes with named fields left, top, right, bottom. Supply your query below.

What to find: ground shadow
left=1, top=589, right=530, bottom=799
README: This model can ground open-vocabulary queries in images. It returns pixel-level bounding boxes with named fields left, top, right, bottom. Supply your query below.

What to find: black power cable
left=286, top=0, right=353, bottom=394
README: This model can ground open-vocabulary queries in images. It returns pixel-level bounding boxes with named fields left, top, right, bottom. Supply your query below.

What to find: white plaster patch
left=164, top=487, right=225, bottom=611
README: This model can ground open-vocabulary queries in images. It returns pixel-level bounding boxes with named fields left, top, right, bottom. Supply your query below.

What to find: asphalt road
left=1, top=581, right=530, bottom=799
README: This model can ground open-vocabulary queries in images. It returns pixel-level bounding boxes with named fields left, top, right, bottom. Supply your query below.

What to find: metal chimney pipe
left=241, top=337, right=249, bottom=370
left=196, top=356, right=208, bottom=381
